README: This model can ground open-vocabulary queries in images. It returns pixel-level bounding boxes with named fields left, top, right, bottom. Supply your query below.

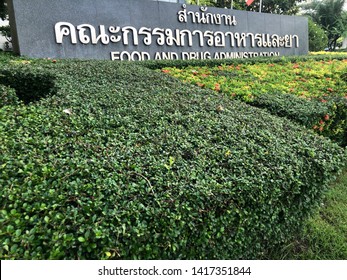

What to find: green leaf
left=77, top=237, right=86, bottom=243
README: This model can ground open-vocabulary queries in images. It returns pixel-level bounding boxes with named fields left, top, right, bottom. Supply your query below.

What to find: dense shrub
left=308, top=18, right=328, bottom=52
left=249, top=93, right=331, bottom=127
left=0, top=51, right=14, bottom=64
left=0, top=57, right=346, bottom=260
left=0, top=84, right=18, bottom=107
left=341, top=71, right=347, bottom=82
left=159, top=58, right=347, bottom=146
left=323, top=95, right=347, bottom=147
left=0, top=65, right=57, bottom=104
left=249, top=93, right=347, bottom=147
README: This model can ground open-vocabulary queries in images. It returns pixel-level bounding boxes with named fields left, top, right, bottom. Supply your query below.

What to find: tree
left=0, top=0, right=6, bottom=20
left=187, top=0, right=303, bottom=15
left=186, top=0, right=242, bottom=9
left=246, top=0, right=304, bottom=14
left=213, top=0, right=239, bottom=9
left=302, top=0, right=347, bottom=50
left=308, top=17, right=328, bottom=51
left=186, top=0, right=218, bottom=6
left=0, top=0, right=11, bottom=48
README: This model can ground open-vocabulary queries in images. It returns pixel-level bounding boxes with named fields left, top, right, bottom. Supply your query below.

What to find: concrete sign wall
left=8, top=0, right=308, bottom=60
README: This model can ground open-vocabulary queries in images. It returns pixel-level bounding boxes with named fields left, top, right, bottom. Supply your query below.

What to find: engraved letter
left=139, top=27, right=152, bottom=46
left=178, top=4, right=188, bottom=23
left=55, top=22, right=77, bottom=44
left=122, top=26, right=139, bottom=45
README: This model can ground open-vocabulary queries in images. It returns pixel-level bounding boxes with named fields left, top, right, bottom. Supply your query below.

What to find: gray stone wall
left=8, top=0, right=308, bottom=60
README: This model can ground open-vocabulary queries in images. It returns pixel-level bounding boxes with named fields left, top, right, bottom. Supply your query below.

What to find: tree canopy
left=308, top=17, right=329, bottom=51
left=246, top=0, right=303, bottom=14
left=0, top=0, right=7, bottom=20
left=187, top=0, right=303, bottom=15
left=302, top=0, right=347, bottom=50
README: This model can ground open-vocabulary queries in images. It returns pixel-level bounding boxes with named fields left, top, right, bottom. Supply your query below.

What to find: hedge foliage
left=158, top=57, right=347, bottom=147
left=0, top=55, right=346, bottom=260
left=250, top=93, right=347, bottom=147
left=249, top=93, right=331, bottom=127
left=0, top=65, right=58, bottom=104
left=0, top=84, right=18, bottom=107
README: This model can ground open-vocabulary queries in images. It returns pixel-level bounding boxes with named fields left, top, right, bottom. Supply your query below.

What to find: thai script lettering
left=177, top=4, right=237, bottom=26
left=55, top=22, right=300, bottom=49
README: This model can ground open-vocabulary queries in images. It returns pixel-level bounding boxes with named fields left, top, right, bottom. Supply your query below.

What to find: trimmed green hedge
left=249, top=93, right=347, bottom=147
left=0, top=57, right=346, bottom=259
left=0, top=66, right=57, bottom=104
left=0, top=84, right=19, bottom=107
left=147, top=55, right=347, bottom=147
left=324, top=95, right=347, bottom=147
left=249, top=93, right=331, bottom=127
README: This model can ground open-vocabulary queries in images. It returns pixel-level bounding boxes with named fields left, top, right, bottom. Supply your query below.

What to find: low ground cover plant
left=0, top=54, right=346, bottom=259
left=161, top=59, right=347, bottom=100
